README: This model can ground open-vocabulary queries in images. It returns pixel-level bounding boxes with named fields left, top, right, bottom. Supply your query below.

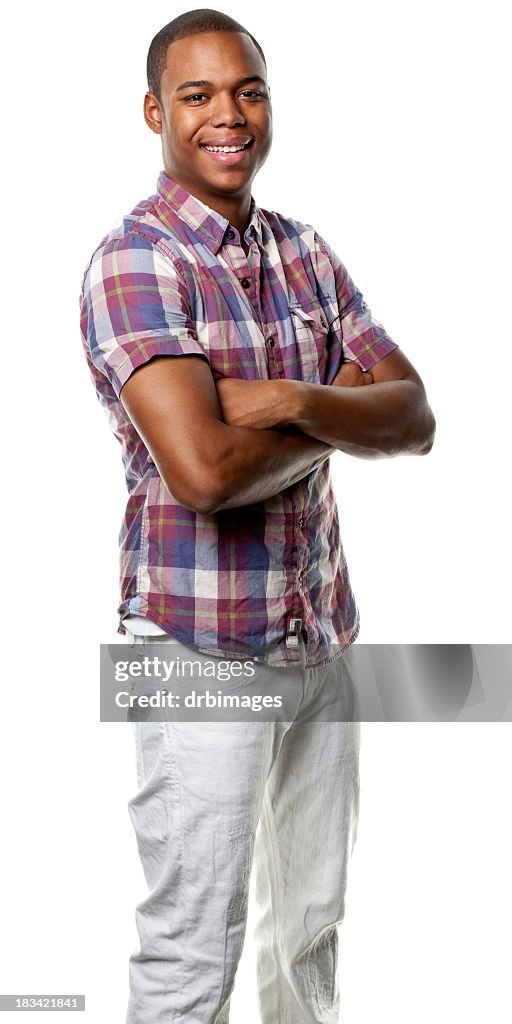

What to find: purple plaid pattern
left=80, top=172, right=399, bottom=665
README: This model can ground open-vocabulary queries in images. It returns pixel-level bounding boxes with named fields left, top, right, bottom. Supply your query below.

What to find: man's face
left=144, top=31, right=272, bottom=207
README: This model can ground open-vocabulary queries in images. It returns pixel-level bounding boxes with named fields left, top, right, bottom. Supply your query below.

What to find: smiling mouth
left=200, top=139, right=254, bottom=154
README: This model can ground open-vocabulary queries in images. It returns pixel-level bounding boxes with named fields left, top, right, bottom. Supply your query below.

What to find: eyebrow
left=175, top=75, right=267, bottom=93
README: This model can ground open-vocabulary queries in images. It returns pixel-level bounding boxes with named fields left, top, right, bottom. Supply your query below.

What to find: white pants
left=125, top=633, right=361, bottom=1024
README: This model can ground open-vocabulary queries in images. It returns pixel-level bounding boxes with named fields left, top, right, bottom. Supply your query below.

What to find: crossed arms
left=120, top=349, right=436, bottom=515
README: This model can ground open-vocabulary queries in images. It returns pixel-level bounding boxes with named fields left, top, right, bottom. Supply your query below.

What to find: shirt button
left=241, top=278, right=251, bottom=289
left=298, top=518, right=304, bottom=528
left=226, top=229, right=235, bottom=240
left=268, top=337, right=275, bottom=348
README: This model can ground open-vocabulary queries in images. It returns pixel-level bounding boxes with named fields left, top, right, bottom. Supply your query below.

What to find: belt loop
left=286, top=617, right=303, bottom=648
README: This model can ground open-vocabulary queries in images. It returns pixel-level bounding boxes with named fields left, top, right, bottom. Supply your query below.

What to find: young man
left=80, top=10, right=435, bottom=1023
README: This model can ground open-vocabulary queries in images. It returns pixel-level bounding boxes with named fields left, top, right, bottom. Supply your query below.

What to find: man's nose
left=210, top=92, right=246, bottom=126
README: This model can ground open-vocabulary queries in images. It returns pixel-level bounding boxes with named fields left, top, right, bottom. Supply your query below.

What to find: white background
left=1, top=0, right=511, bottom=1021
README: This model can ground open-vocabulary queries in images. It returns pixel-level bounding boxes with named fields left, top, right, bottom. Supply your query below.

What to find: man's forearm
left=210, top=423, right=334, bottom=512
left=216, top=374, right=435, bottom=460
left=291, top=378, right=435, bottom=457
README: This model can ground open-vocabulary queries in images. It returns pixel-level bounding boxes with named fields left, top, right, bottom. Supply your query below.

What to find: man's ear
left=143, top=91, right=163, bottom=135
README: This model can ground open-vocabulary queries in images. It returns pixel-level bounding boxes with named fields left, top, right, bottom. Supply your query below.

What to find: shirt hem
left=118, top=605, right=360, bottom=669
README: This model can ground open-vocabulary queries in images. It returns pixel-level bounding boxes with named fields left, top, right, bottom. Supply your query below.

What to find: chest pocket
left=288, top=295, right=340, bottom=383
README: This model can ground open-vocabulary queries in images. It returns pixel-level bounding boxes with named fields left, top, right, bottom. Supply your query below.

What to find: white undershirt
left=122, top=614, right=168, bottom=637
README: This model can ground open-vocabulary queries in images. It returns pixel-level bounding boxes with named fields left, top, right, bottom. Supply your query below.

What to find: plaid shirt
left=80, top=171, right=398, bottom=666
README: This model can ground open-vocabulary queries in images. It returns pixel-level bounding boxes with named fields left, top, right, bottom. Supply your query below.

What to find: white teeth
left=203, top=143, right=249, bottom=153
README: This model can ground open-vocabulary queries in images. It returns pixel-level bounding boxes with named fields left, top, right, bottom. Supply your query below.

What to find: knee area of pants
left=287, top=924, right=340, bottom=1016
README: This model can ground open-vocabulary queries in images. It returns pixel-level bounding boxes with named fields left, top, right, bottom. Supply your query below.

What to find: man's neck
left=164, top=169, right=252, bottom=242
left=201, top=191, right=251, bottom=240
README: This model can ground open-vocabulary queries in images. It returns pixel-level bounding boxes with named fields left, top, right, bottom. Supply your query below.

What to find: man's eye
left=186, top=93, right=208, bottom=102
left=239, top=90, right=264, bottom=99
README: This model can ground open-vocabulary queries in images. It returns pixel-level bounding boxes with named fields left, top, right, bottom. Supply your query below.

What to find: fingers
left=332, top=362, right=374, bottom=387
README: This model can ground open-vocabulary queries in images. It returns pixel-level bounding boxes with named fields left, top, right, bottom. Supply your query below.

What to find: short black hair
left=147, top=9, right=267, bottom=102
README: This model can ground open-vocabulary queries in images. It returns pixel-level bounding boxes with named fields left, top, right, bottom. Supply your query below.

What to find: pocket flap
left=288, top=296, right=338, bottom=333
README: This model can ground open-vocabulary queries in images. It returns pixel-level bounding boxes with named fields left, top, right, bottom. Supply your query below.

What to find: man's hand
left=215, top=377, right=294, bottom=431
left=331, top=361, right=374, bottom=387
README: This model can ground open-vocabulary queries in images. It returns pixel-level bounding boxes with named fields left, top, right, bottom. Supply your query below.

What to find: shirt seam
left=130, top=224, right=187, bottom=279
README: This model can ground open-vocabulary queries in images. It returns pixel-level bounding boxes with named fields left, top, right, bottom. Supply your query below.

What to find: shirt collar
left=156, top=170, right=263, bottom=254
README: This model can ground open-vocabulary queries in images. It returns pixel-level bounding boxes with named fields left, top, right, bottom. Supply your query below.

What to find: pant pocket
left=128, top=722, right=175, bottom=888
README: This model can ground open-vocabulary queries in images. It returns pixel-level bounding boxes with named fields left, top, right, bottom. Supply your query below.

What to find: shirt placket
left=226, top=232, right=285, bottom=380
left=254, top=243, right=319, bottom=656
left=256, top=252, right=285, bottom=381
left=223, top=224, right=319, bottom=663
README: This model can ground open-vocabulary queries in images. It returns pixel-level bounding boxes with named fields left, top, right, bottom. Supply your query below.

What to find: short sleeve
left=315, top=233, right=399, bottom=372
left=80, top=231, right=208, bottom=399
